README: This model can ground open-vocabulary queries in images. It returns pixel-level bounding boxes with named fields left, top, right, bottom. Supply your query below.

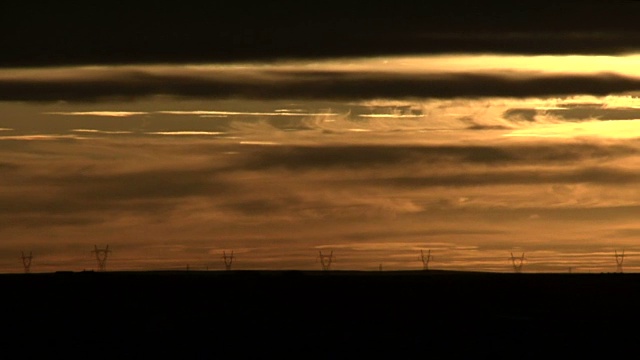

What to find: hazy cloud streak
left=3, top=68, right=640, bottom=102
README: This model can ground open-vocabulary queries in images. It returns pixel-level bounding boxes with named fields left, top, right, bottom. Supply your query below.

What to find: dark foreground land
left=2, top=270, right=640, bottom=359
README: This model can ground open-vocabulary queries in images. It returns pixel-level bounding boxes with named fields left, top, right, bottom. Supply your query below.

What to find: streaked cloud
left=373, top=167, right=640, bottom=188
left=45, top=111, right=148, bottom=117
left=357, top=114, right=423, bottom=118
left=239, top=141, right=281, bottom=146
left=235, top=143, right=640, bottom=170
left=3, top=58, right=640, bottom=103
left=157, top=110, right=341, bottom=117
left=0, top=134, right=85, bottom=141
left=72, top=129, right=134, bottom=134
left=147, top=131, right=225, bottom=136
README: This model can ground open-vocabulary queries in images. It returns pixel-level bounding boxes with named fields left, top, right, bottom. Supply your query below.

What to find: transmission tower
left=222, top=250, right=234, bottom=271
left=91, top=245, right=111, bottom=272
left=21, top=251, right=33, bottom=274
left=318, top=250, right=333, bottom=271
left=615, top=250, right=625, bottom=273
left=420, top=249, right=433, bottom=270
left=510, top=252, right=526, bottom=273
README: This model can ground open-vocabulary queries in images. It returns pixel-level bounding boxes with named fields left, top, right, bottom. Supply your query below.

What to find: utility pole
left=91, top=245, right=111, bottom=272
left=318, top=250, right=333, bottom=271
left=222, top=250, right=234, bottom=271
left=510, top=252, right=526, bottom=273
left=615, top=250, right=625, bottom=273
left=21, top=251, right=33, bottom=274
left=420, top=249, right=432, bottom=270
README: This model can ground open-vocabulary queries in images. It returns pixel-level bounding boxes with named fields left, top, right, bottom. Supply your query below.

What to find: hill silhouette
left=1, top=269, right=637, bottom=358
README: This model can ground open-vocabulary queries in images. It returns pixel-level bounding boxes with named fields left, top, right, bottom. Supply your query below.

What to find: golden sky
left=2, top=2, right=640, bottom=273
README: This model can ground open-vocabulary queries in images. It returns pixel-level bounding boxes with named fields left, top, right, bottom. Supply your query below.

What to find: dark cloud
left=238, top=143, right=639, bottom=170
left=504, top=105, right=640, bottom=122
left=220, top=198, right=302, bottom=216
left=376, top=166, right=640, bottom=188
left=468, top=204, right=640, bottom=224
left=465, top=124, right=512, bottom=131
left=343, top=228, right=504, bottom=241
left=611, top=228, right=640, bottom=238
left=547, top=107, right=640, bottom=121
left=6, top=71, right=640, bottom=102
left=50, top=167, right=233, bottom=202
left=503, top=108, right=538, bottom=122
left=2, top=1, right=640, bottom=67
left=457, top=116, right=513, bottom=130
left=0, top=191, right=183, bottom=220
left=241, top=145, right=429, bottom=170
left=352, top=105, right=424, bottom=117
left=0, top=165, right=236, bottom=229
left=2, top=141, right=637, bottom=230
left=0, top=162, right=19, bottom=171
left=0, top=213, right=100, bottom=228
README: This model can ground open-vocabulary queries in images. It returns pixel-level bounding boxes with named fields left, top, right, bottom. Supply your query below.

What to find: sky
left=2, top=1, right=640, bottom=273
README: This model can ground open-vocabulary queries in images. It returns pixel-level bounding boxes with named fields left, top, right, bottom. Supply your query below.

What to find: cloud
left=236, top=143, right=640, bottom=170
left=52, top=167, right=233, bottom=202
left=503, top=108, right=538, bottom=122
left=0, top=161, right=19, bottom=169
left=10, top=138, right=624, bottom=232
left=5, top=68, right=640, bottom=102
left=156, top=110, right=340, bottom=117
left=375, top=166, right=640, bottom=188
left=0, top=135, right=85, bottom=141
left=545, top=106, right=640, bottom=121
left=146, top=131, right=225, bottom=136
left=504, top=104, right=640, bottom=123
left=0, top=141, right=236, bottom=205
left=72, top=129, right=134, bottom=135
left=45, top=111, right=148, bottom=117
left=465, top=124, right=512, bottom=131
left=220, top=197, right=305, bottom=217
left=3, top=127, right=640, bottom=271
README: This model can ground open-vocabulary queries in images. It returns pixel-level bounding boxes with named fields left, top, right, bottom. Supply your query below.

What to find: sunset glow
left=3, top=1, right=640, bottom=274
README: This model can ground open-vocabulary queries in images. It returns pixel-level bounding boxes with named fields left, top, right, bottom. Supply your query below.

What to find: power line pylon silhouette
left=420, top=249, right=432, bottom=270
left=91, top=245, right=111, bottom=272
left=317, top=250, right=333, bottom=271
left=222, top=250, right=234, bottom=271
left=615, top=250, right=625, bottom=273
left=510, top=252, right=526, bottom=273
left=21, top=251, right=33, bottom=274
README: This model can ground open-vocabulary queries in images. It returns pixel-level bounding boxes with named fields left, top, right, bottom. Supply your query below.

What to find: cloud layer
left=2, top=128, right=640, bottom=272
left=4, top=66, right=640, bottom=102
